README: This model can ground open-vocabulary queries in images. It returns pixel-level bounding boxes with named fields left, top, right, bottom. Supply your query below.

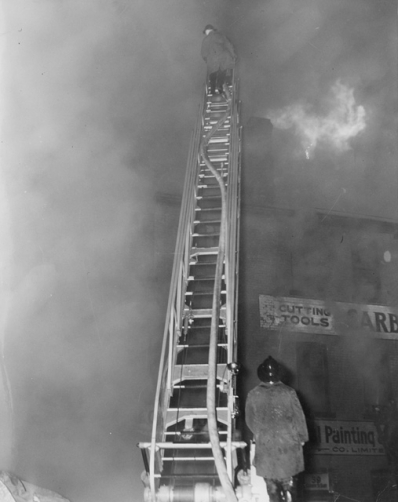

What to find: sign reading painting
left=259, top=295, right=398, bottom=339
left=312, top=420, right=385, bottom=456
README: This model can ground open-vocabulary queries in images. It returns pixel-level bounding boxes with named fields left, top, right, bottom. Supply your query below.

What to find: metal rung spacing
left=173, top=363, right=227, bottom=384
left=164, top=430, right=227, bottom=436
left=163, top=457, right=215, bottom=461
left=208, top=138, right=229, bottom=144
left=208, top=156, right=228, bottom=162
left=140, top=79, right=241, bottom=492
left=198, top=173, right=228, bottom=179
left=206, top=145, right=229, bottom=151
left=166, top=407, right=228, bottom=427
left=138, top=441, right=246, bottom=450
left=190, top=247, right=219, bottom=257
left=176, top=344, right=228, bottom=349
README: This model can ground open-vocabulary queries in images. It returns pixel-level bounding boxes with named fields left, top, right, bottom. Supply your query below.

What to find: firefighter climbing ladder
left=138, top=73, right=244, bottom=502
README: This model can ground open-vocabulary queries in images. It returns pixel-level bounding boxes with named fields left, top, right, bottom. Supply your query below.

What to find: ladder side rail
left=225, top=92, right=242, bottom=481
left=169, top=107, right=204, bottom=380
left=150, top=138, right=199, bottom=493
left=225, top=95, right=239, bottom=379
left=225, top=95, right=238, bottom=482
left=231, top=111, right=243, bottom=479
left=224, top=95, right=237, bottom=355
left=166, top=306, right=175, bottom=392
left=230, top=102, right=242, bottom=368
left=223, top=86, right=236, bottom=353
left=227, top=102, right=240, bottom=370
left=174, top=208, right=194, bottom=333
left=233, top=124, right=242, bottom=367
left=224, top=110, right=234, bottom=483
left=159, top=123, right=198, bottom=400
left=161, top=112, right=202, bottom=402
left=148, top=100, right=204, bottom=498
left=168, top=217, right=195, bottom=393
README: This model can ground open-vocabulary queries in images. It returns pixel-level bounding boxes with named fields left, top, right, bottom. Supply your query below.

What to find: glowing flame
left=269, top=80, right=366, bottom=158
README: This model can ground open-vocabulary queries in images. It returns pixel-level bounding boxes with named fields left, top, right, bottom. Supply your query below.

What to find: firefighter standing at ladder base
left=245, top=357, right=309, bottom=502
left=201, top=24, right=236, bottom=96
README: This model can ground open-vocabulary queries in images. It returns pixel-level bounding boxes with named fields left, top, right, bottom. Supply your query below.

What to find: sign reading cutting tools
left=259, top=295, right=398, bottom=339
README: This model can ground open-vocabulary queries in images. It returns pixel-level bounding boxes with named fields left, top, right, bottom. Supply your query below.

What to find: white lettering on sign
left=311, top=420, right=385, bottom=456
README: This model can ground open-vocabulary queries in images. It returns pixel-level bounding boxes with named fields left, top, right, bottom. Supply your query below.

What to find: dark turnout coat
left=245, top=382, right=308, bottom=479
left=201, top=31, right=236, bottom=73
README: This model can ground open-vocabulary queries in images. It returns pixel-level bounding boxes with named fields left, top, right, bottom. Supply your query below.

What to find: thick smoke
left=0, top=1, right=226, bottom=500
left=236, top=0, right=397, bottom=219
left=268, top=80, right=366, bottom=158
left=0, top=0, right=396, bottom=501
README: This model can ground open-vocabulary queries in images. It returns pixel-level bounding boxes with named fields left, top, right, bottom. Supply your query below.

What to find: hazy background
left=0, top=0, right=396, bottom=501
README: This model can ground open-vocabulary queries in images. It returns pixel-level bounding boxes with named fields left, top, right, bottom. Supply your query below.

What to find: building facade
left=238, top=118, right=398, bottom=502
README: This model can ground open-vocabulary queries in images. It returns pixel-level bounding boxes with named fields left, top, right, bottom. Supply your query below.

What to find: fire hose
left=200, top=88, right=239, bottom=502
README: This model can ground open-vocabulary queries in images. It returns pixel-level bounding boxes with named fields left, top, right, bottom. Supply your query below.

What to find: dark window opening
left=296, top=342, right=331, bottom=417
left=351, top=235, right=381, bottom=304
left=363, top=342, right=394, bottom=413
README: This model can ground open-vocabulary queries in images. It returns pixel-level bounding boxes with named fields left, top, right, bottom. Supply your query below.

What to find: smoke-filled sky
left=0, top=1, right=396, bottom=501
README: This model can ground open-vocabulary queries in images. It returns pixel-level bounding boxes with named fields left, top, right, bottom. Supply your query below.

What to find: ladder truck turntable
left=138, top=73, right=267, bottom=502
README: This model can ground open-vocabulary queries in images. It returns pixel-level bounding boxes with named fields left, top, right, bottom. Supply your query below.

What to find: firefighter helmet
left=257, top=356, right=281, bottom=383
left=203, top=24, right=216, bottom=34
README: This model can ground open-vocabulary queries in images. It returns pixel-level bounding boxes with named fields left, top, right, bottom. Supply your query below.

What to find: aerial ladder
left=138, top=72, right=267, bottom=502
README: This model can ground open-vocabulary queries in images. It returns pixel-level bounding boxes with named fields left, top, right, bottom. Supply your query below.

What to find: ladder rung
left=155, top=474, right=220, bottom=479
left=186, top=276, right=220, bottom=283
left=190, top=247, right=219, bottom=256
left=199, top=175, right=229, bottom=180
left=165, top=407, right=229, bottom=427
left=208, top=155, right=228, bottom=161
left=199, top=168, right=228, bottom=175
left=206, top=109, right=229, bottom=114
left=173, top=363, right=227, bottom=383
left=205, top=104, right=230, bottom=110
left=193, top=218, right=221, bottom=223
left=199, top=160, right=229, bottom=166
left=195, top=196, right=222, bottom=201
left=192, top=232, right=220, bottom=236
left=205, top=116, right=231, bottom=121
left=177, top=343, right=227, bottom=349
left=185, top=290, right=226, bottom=296
left=206, top=149, right=229, bottom=155
left=163, top=457, right=215, bottom=461
left=186, top=290, right=226, bottom=297
left=138, top=441, right=246, bottom=450
left=197, top=183, right=227, bottom=188
left=173, top=384, right=208, bottom=389
left=188, top=277, right=225, bottom=282
left=208, top=138, right=229, bottom=144
left=184, top=309, right=225, bottom=319
left=194, top=210, right=223, bottom=216
left=204, top=126, right=230, bottom=131
left=165, top=430, right=227, bottom=436
left=204, top=117, right=230, bottom=122
left=198, top=172, right=228, bottom=177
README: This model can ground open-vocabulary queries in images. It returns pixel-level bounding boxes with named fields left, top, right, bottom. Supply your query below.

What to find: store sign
left=259, top=295, right=398, bottom=339
left=304, top=473, right=330, bottom=491
left=312, top=420, right=385, bottom=456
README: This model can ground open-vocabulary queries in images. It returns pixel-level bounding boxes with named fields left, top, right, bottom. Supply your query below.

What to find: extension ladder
left=139, top=74, right=243, bottom=502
